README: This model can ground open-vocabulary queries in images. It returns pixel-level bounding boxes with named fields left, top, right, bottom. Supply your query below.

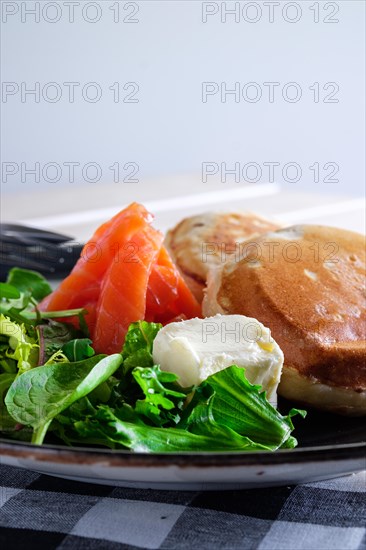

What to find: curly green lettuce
left=0, top=314, right=39, bottom=375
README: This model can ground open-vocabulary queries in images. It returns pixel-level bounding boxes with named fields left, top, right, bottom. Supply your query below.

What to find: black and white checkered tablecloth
left=0, top=465, right=365, bottom=549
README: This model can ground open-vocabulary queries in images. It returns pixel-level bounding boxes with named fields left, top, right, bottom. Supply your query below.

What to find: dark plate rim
left=1, top=437, right=365, bottom=468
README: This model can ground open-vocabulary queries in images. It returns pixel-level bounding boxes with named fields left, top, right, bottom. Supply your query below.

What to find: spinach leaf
left=0, top=283, right=21, bottom=300
left=6, top=267, right=52, bottom=302
left=0, top=372, right=16, bottom=401
left=61, top=339, right=94, bottom=362
left=0, top=405, right=32, bottom=441
left=0, top=372, right=32, bottom=441
left=5, top=353, right=123, bottom=445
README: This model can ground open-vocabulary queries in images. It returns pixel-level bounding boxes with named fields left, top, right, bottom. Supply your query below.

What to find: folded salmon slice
left=146, top=246, right=201, bottom=324
left=40, top=203, right=201, bottom=354
left=40, top=203, right=150, bottom=326
left=93, top=226, right=164, bottom=354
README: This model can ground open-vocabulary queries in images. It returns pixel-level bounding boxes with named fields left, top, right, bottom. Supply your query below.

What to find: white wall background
left=1, top=0, right=365, bottom=197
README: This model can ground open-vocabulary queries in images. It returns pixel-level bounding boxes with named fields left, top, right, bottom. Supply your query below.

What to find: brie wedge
left=152, top=314, right=284, bottom=407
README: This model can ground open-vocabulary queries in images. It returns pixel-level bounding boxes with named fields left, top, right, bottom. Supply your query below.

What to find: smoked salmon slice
left=93, top=225, right=164, bottom=354
left=146, top=246, right=201, bottom=324
left=39, top=203, right=149, bottom=325
left=40, top=203, right=201, bottom=354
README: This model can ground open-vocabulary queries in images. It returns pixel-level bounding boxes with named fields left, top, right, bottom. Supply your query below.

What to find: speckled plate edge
left=1, top=438, right=365, bottom=490
left=1, top=438, right=366, bottom=466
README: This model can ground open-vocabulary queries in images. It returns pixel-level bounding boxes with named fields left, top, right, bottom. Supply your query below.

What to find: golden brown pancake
left=203, top=225, right=366, bottom=415
left=165, top=212, right=280, bottom=302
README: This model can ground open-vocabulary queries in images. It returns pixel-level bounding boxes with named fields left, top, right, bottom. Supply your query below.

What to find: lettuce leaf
left=3, top=316, right=306, bottom=452
left=71, top=405, right=274, bottom=452
left=5, top=353, right=123, bottom=444
left=0, top=268, right=51, bottom=324
left=1, top=268, right=85, bottom=331
left=0, top=314, right=39, bottom=375
left=179, top=366, right=306, bottom=449
left=52, top=365, right=305, bottom=452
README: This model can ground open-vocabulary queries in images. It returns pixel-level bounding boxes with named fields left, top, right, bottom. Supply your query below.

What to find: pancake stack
left=166, top=214, right=366, bottom=416
left=165, top=212, right=280, bottom=302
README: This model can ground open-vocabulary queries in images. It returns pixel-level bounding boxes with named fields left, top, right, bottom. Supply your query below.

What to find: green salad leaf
left=0, top=268, right=51, bottom=323
left=37, top=321, right=79, bottom=364
left=0, top=406, right=32, bottom=441
left=0, top=372, right=33, bottom=441
left=5, top=353, right=123, bottom=445
left=6, top=267, right=52, bottom=302
left=84, top=364, right=304, bottom=452
left=61, top=339, right=95, bottom=362
left=44, top=364, right=305, bottom=452
left=1, top=268, right=85, bottom=326
left=0, top=314, right=39, bottom=374
left=116, top=321, right=190, bottom=427
left=0, top=373, right=16, bottom=402
left=122, top=320, right=162, bottom=358
left=1, top=298, right=306, bottom=452
left=0, top=283, right=21, bottom=300
left=179, top=366, right=306, bottom=449
left=118, top=320, right=163, bottom=402
left=71, top=405, right=274, bottom=452
left=132, top=365, right=189, bottom=426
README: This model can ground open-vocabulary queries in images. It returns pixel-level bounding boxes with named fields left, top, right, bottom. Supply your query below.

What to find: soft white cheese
left=152, top=314, right=284, bottom=407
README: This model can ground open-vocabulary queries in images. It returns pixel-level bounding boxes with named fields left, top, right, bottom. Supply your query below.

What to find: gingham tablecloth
left=0, top=464, right=365, bottom=550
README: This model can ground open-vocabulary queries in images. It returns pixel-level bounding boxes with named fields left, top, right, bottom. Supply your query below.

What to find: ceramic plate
left=1, top=402, right=365, bottom=490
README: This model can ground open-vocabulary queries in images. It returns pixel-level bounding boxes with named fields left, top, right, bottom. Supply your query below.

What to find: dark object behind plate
left=0, top=223, right=83, bottom=281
